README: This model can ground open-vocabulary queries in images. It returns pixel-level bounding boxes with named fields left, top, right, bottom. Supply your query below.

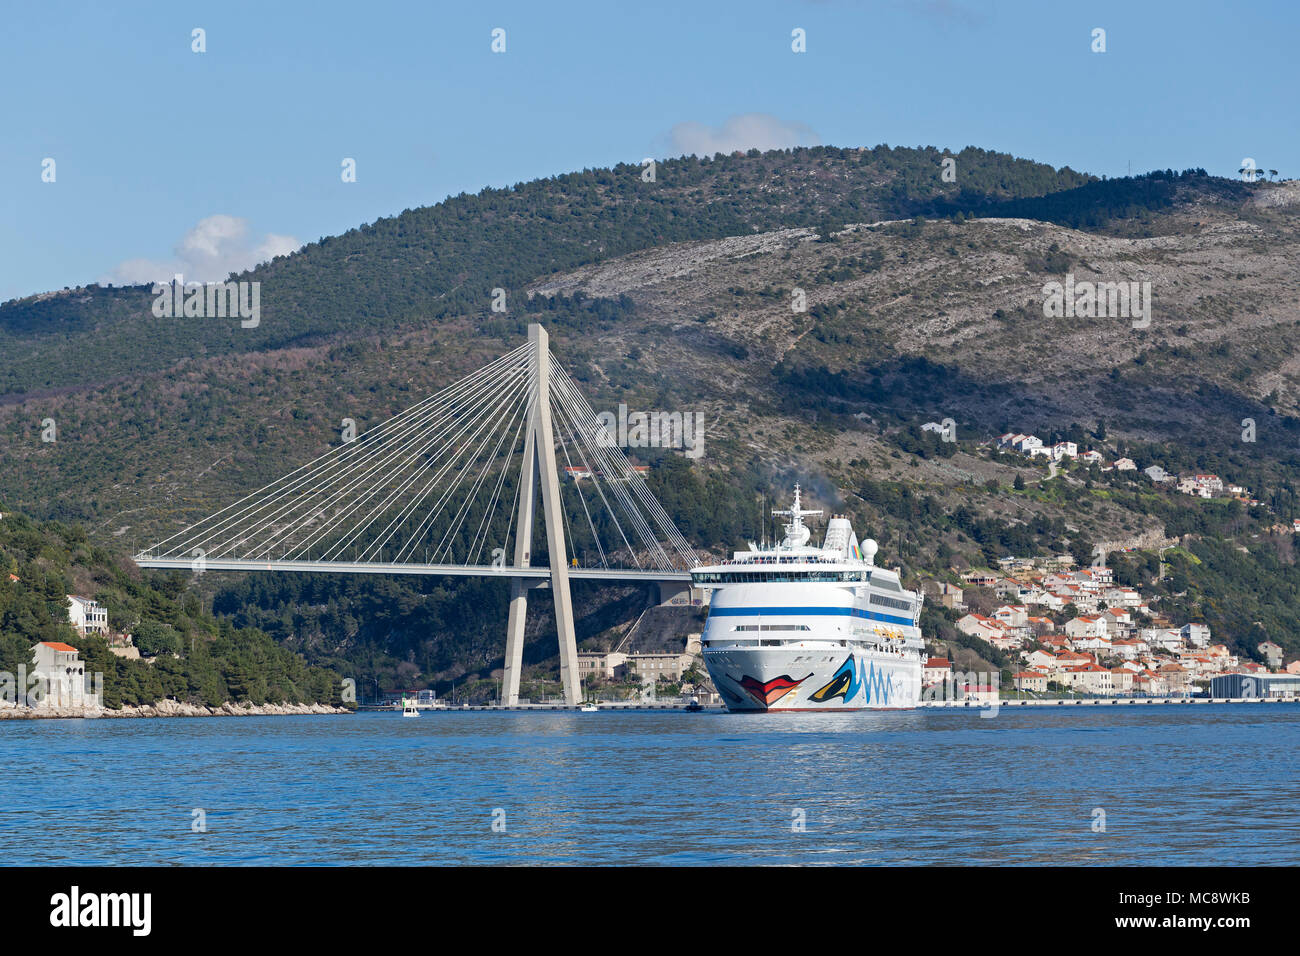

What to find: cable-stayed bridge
left=136, top=324, right=698, bottom=706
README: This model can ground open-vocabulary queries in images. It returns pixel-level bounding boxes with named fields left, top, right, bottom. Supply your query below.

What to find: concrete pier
left=918, top=696, right=1298, bottom=708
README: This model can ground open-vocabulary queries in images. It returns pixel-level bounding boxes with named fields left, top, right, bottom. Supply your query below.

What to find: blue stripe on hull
left=706, top=605, right=914, bottom=627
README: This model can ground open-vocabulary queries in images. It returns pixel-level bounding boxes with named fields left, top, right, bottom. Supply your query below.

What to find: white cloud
left=102, top=215, right=302, bottom=286
left=661, top=113, right=821, bottom=158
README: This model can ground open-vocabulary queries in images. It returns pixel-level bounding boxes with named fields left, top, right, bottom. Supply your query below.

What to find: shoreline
left=0, top=699, right=351, bottom=719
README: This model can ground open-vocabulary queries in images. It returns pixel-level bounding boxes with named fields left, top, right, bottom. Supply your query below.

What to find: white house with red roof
left=28, top=641, right=99, bottom=710
left=1065, top=615, right=1109, bottom=640
left=1013, top=671, right=1048, bottom=693
left=1063, top=663, right=1114, bottom=695
left=1014, top=435, right=1044, bottom=454
left=1140, top=627, right=1183, bottom=651
left=1074, top=567, right=1114, bottom=587
left=956, top=613, right=1006, bottom=642
left=1023, top=649, right=1058, bottom=669
left=1102, top=607, right=1133, bottom=636
left=1102, top=587, right=1142, bottom=609
left=994, top=578, right=1032, bottom=600
left=992, top=604, right=1029, bottom=628
left=1023, top=588, right=1064, bottom=611
left=1039, top=634, right=1072, bottom=653
left=1055, top=650, right=1096, bottom=668
left=1026, top=615, right=1055, bottom=634
left=923, top=657, right=953, bottom=687
left=1072, top=635, right=1114, bottom=656
left=1110, top=638, right=1147, bottom=660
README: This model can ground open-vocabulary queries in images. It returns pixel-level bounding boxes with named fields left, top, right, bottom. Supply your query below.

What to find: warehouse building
left=1210, top=673, right=1300, bottom=699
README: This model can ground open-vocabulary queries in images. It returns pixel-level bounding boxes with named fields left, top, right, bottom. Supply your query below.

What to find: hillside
left=0, top=145, right=1090, bottom=399
left=3, top=145, right=1299, bottom=695
left=0, top=509, right=346, bottom=709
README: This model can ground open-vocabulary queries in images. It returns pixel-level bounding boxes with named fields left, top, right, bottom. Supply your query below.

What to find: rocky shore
left=0, top=699, right=351, bottom=719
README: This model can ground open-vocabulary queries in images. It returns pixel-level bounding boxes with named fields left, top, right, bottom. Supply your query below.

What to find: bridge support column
left=501, top=324, right=581, bottom=707
left=656, top=580, right=692, bottom=607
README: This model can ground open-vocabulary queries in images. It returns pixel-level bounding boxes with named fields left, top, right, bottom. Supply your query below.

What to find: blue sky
left=2, top=0, right=1297, bottom=302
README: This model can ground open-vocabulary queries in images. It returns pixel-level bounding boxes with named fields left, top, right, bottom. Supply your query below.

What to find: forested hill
left=0, top=145, right=1090, bottom=398
left=0, top=509, right=346, bottom=709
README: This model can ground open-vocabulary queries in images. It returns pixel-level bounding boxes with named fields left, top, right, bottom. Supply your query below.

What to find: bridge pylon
left=503, top=324, right=580, bottom=706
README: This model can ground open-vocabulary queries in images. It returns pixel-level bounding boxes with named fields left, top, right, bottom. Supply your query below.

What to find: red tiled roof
left=40, top=641, right=78, bottom=653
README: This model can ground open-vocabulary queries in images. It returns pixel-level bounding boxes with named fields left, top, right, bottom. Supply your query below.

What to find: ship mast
left=772, top=484, right=822, bottom=548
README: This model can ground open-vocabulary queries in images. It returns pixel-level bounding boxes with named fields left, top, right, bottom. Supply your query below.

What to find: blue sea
left=3, top=706, right=1297, bottom=865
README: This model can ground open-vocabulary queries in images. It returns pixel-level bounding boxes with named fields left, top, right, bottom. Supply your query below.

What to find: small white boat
left=401, top=696, right=419, bottom=717
left=579, top=674, right=598, bottom=711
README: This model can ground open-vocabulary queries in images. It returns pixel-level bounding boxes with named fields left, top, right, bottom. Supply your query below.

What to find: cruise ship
left=694, top=486, right=924, bottom=712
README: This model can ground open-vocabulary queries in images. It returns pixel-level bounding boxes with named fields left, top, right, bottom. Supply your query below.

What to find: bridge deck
left=134, top=555, right=692, bottom=583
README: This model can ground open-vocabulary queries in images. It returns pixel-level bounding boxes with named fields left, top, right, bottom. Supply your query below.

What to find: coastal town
left=925, top=554, right=1300, bottom=699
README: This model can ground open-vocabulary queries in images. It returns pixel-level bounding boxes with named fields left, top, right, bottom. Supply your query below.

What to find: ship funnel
left=824, top=516, right=855, bottom=559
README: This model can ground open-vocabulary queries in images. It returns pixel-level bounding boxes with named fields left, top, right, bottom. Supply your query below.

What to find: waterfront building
left=1210, top=672, right=1300, bottom=699
left=1063, top=663, right=1114, bottom=695
left=1110, top=668, right=1134, bottom=694
left=576, top=651, right=629, bottom=681
left=1013, top=671, right=1047, bottom=693
left=622, top=651, right=694, bottom=683
left=28, top=641, right=99, bottom=710
left=923, top=658, right=953, bottom=687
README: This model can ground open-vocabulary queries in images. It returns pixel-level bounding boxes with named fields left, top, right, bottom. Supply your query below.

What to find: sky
left=2, top=0, right=1297, bottom=303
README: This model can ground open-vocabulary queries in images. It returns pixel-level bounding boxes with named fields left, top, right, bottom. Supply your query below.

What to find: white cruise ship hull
left=704, top=644, right=921, bottom=712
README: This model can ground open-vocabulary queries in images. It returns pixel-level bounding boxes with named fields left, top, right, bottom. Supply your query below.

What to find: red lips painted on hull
left=737, top=673, right=810, bottom=706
